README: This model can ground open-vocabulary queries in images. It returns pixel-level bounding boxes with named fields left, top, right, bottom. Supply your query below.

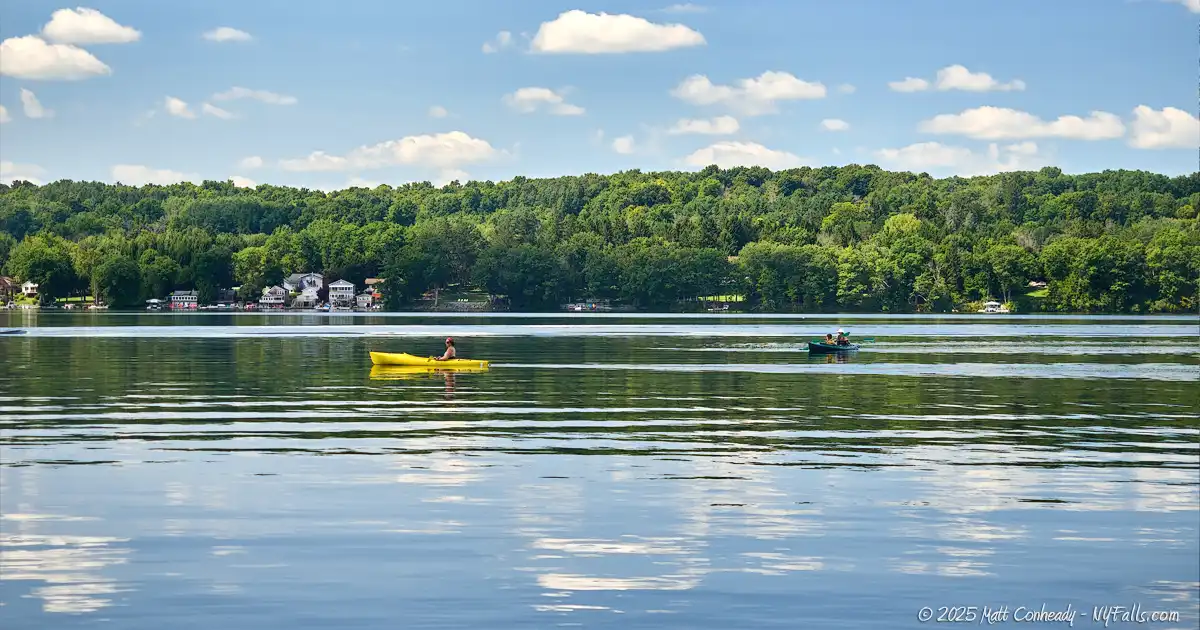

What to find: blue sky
left=0, top=0, right=1196, bottom=189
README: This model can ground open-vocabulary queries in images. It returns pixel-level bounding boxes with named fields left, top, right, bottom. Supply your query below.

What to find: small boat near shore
left=369, top=351, right=490, bottom=369
left=0, top=329, right=25, bottom=335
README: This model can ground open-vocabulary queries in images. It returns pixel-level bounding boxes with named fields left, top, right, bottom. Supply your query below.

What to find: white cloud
left=278, top=131, right=500, bottom=172
left=42, top=8, right=140, bottom=45
left=230, top=176, right=257, bottom=188
left=530, top=10, right=705, bottom=54
left=888, top=77, right=930, bottom=93
left=347, top=176, right=386, bottom=188
left=1170, top=0, right=1200, bottom=12
left=837, top=84, right=856, bottom=94
left=203, top=27, right=252, bottom=42
left=683, top=141, right=807, bottom=170
left=20, top=89, right=54, bottom=119
left=891, top=65, right=1024, bottom=93
left=667, top=115, right=740, bottom=135
left=435, top=170, right=469, bottom=186
left=428, top=105, right=449, bottom=118
left=934, top=65, right=1025, bottom=92
left=661, top=3, right=708, bottom=12
left=820, top=118, right=850, bottom=132
left=874, top=141, right=1048, bottom=176
left=612, top=135, right=636, bottom=154
left=1, top=161, right=47, bottom=184
left=503, top=87, right=585, bottom=116
left=165, top=96, right=195, bottom=119
left=112, top=164, right=199, bottom=186
left=1128, top=105, right=1200, bottom=149
left=238, top=156, right=264, bottom=169
left=671, top=71, right=826, bottom=116
left=481, top=31, right=513, bottom=53
left=0, top=35, right=112, bottom=80
left=211, top=87, right=297, bottom=105
left=920, top=106, right=1125, bottom=140
left=0, top=106, right=10, bottom=124
left=202, top=102, right=234, bottom=120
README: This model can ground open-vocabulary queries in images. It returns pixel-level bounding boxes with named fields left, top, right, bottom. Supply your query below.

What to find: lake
left=1, top=312, right=1197, bottom=629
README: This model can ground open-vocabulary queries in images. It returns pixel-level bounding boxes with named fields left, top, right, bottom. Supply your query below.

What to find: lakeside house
left=261, top=285, right=287, bottom=307
left=330, top=280, right=355, bottom=307
left=282, top=272, right=323, bottom=309
left=356, top=291, right=374, bottom=309
left=284, top=273, right=323, bottom=293
left=22, top=281, right=38, bottom=298
left=170, top=290, right=198, bottom=309
left=0, top=276, right=14, bottom=301
left=291, top=290, right=320, bottom=309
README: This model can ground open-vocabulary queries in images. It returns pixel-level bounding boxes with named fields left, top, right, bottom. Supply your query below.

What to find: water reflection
left=0, top=315, right=1197, bottom=629
left=0, top=472, right=132, bottom=615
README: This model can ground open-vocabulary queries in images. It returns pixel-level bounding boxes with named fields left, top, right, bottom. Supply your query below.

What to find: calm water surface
left=1, top=312, right=1198, bottom=629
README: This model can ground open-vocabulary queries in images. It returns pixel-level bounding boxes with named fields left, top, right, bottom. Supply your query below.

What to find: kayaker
left=824, top=334, right=835, bottom=344
left=433, top=337, right=457, bottom=361
left=835, top=329, right=850, bottom=346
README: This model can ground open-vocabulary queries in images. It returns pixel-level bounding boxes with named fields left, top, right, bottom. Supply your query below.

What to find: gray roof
left=285, top=272, right=323, bottom=284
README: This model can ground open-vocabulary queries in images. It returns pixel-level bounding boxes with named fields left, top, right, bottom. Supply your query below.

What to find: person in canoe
left=432, top=337, right=457, bottom=361
left=835, top=329, right=851, bottom=346
left=824, top=333, right=835, bottom=344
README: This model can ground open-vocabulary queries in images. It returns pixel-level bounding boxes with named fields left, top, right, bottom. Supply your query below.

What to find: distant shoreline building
left=169, top=290, right=198, bottom=309
left=329, top=280, right=355, bottom=307
left=261, top=285, right=287, bottom=308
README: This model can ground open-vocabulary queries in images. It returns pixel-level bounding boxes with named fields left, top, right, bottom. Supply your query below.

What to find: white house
left=329, top=280, right=355, bottom=306
left=283, top=272, right=323, bottom=293
left=21, top=281, right=38, bottom=297
left=355, top=291, right=374, bottom=309
left=292, top=291, right=320, bottom=309
left=170, top=290, right=198, bottom=309
left=261, top=285, right=287, bottom=307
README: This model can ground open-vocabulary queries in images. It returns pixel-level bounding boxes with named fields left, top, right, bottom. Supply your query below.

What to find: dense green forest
left=1, top=164, right=1197, bottom=313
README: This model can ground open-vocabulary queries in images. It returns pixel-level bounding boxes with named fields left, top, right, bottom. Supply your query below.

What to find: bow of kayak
left=369, top=351, right=489, bottom=369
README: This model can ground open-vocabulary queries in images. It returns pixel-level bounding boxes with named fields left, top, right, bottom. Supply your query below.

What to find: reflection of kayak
left=808, top=341, right=859, bottom=353
left=369, top=365, right=489, bottom=380
left=369, top=351, right=489, bottom=368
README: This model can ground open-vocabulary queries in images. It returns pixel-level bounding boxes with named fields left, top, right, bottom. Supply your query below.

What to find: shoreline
left=2, top=309, right=1195, bottom=320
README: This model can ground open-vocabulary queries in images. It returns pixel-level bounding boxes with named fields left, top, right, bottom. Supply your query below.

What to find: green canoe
left=808, top=341, right=859, bottom=353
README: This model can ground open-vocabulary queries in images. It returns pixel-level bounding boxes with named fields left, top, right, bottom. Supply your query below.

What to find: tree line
left=1, top=164, right=1197, bottom=313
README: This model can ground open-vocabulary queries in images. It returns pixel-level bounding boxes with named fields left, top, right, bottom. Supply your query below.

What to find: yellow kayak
left=369, top=351, right=490, bottom=369
left=369, top=365, right=489, bottom=380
